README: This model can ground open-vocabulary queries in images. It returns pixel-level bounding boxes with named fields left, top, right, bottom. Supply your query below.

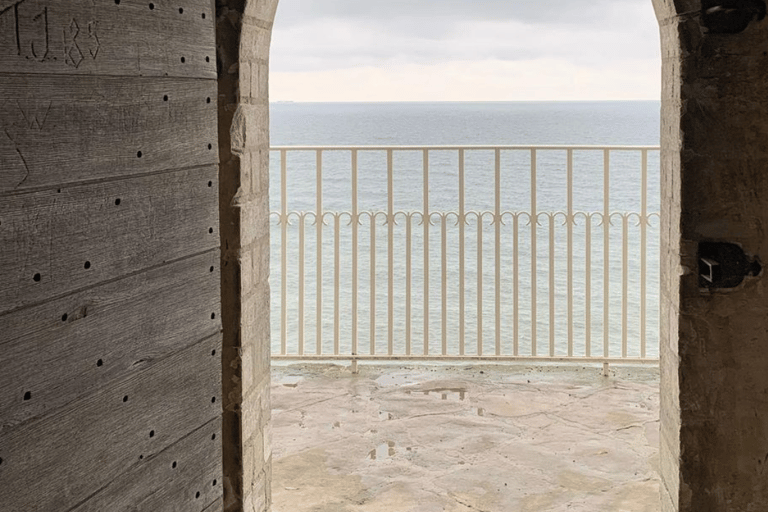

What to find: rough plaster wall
left=217, top=1, right=276, bottom=511
left=655, top=0, right=768, bottom=510
left=0, top=0, right=223, bottom=510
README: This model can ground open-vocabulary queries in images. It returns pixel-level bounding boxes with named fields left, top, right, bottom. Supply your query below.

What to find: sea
left=269, top=101, right=661, bottom=359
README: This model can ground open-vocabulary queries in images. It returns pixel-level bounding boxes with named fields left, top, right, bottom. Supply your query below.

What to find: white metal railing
left=270, top=145, right=660, bottom=365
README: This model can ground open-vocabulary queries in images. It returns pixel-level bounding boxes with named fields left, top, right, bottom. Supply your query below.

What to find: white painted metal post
left=351, top=150, right=359, bottom=372
left=459, top=149, right=466, bottom=356
left=567, top=149, right=573, bottom=357
left=298, top=214, right=305, bottom=356
left=495, top=149, right=502, bottom=356
left=423, top=149, right=430, bottom=356
left=370, top=213, right=376, bottom=355
left=549, top=213, right=555, bottom=357
left=641, top=149, right=648, bottom=358
left=477, top=213, right=483, bottom=356
left=513, top=213, right=520, bottom=356
left=387, top=150, right=394, bottom=356
left=531, top=149, right=537, bottom=356
left=280, top=149, right=288, bottom=356
left=316, top=150, right=323, bottom=355
left=603, top=149, right=610, bottom=358
left=334, top=213, right=340, bottom=355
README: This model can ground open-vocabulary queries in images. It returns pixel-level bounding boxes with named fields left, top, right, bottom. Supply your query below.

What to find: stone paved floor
left=271, top=363, right=660, bottom=512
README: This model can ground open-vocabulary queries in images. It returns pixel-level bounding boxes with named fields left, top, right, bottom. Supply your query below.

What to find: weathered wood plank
left=0, top=334, right=222, bottom=512
left=0, top=75, right=217, bottom=193
left=71, top=416, right=223, bottom=512
left=201, top=498, right=224, bottom=512
left=0, top=165, right=219, bottom=313
left=0, top=0, right=216, bottom=78
left=0, top=251, right=221, bottom=433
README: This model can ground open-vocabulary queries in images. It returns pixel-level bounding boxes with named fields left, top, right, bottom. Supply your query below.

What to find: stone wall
left=655, top=0, right=768, bottom=510
left=217, top=1, right=278, bottom=511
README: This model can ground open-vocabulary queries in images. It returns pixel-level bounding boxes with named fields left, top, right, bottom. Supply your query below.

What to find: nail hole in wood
left=178, top=7, right=183, bottom=13
left=163, top=95, right=168, bottom=101
left=115, top=198, right=121, bottom=206
left=211, top=349, right=216, bottom=356
left=149, top=3, right=154, bottom=9
left=84, top=261, right=91, bottom=270
left=97, top=359, right=103, bottom=367
left=211, top=396, right=216, bottom=403
left=206, top=97, right=211, bottom=104
left=206, top=56, right=210, bottom=63
left=208, top=143, right=212, bottom=150
left=209, top=227, right=214, bottom=234
left=139, top=455, right=144, bottom=460
left=195, top=492, right=200, bottom=499
left=181, top=56, right=186, bottom=63
left=115, top=0, right=120, bottom=4
left=149, top=430, right=155, bottom=438
left=0, top=457, right=3, bottom=465
left=33, top=273, right=41, bottom=282
left=209, top=266, right=214, bottom=272
left=208, top=181, right=213, bottom=187
left=123, top=395, right=129, bottom=402
left=211, top=313, right=216, bottom=320
left=211, top=433, right=216, bottom=440
left=137, top=151, right=142, bottom=158
left=212, top=479, right=217, bottom=486
left=23, top=391, right=31, bottom=401
left=202, top=12, right=206, bottom=19
left=61, top=313, right=68, bottom=322
left=172, top=461, right=177, bottom=469
left=57, top=188, right=61, bottom=193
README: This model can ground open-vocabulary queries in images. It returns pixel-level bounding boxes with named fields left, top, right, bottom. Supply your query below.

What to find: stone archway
left=218, top=1, right=768, bottom=510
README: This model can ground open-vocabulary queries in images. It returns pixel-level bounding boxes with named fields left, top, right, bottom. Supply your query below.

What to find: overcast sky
left=269, top=0, right=661, bottom=102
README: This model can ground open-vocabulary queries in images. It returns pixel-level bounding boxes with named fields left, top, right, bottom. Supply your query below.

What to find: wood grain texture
left=0, top=251, right=221, bottom=433
left=0, top=0, right=216, bottom=78
left=71, top=417, right=223, bottom=512
left=0, top=334, right=222, bottom=512
left=0, top=165, right=219, bottom=313
left=0, top=75, right=217, bottom=193
left=201, top=499, right=224, bottom=512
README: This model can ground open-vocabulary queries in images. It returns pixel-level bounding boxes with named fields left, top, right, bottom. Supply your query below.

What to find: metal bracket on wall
left=699, top=241, right=761, bottom=289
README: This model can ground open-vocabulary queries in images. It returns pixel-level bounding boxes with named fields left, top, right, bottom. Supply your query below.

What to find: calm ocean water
left=269, top=101, right=661, bottom=359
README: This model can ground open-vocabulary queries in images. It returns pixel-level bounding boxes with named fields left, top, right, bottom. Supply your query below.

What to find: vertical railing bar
left=459, top=149, right=466, bottom=356
left=566, top=149, right=575, bottom=357
left=441, top=214, right=448, bottom=356
left=280, top=149, right=288, bottom=356
left=351, top=150, right=359, bottom=360
left=585, top=215, right=591, bottom=357
left=477, top=214, right=483, bottom=356
left=531, top=149, right=537, bottom=356
left=334, top=214, right=340, bottom=355
left=549, top=214, right=555, bottom=357
left=298, top=214, right=305, bottom=356
left=406, top=214, right=412, bottom=355
left=622, top=214, right=629, bottom=358
left=370, top=214, right=376, bottom=355
left=603, top=149, right=610, bottom=358
left=640, top=149, right=648, bottom=358
left=495, top=148, right=502, bottom=356
left=423, top=149, right=430, bottom=356
left=513, top=213, right=519, bottom=356
left=387, top=149, right=394, bottom=356
left=316, top=149, right=323, bottom=355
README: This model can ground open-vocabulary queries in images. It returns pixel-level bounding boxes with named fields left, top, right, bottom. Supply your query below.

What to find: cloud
left=269, top=0, right=660, bottom=101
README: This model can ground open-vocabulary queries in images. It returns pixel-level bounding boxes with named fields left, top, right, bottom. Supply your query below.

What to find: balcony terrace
left=269, top=145, right=662, bottom=510
left=271, top=363, right=659, bottom=511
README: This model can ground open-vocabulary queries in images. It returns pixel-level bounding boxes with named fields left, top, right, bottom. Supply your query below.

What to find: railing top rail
left=270, top=145, right=660, bottom=151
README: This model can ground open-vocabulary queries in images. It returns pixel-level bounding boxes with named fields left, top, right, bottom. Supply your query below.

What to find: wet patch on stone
left=369, top=441, right=396, bottom=460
